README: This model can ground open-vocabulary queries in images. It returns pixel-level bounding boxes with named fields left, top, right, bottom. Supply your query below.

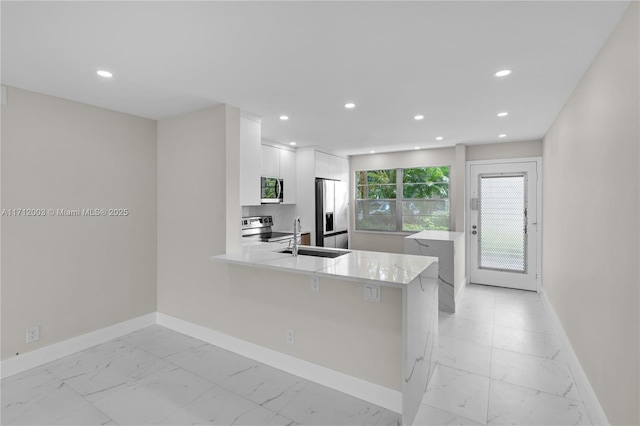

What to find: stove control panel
left=241, top=216, right=274, bottom=230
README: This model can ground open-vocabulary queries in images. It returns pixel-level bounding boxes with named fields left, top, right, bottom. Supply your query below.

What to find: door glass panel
left=479, top=174, right=526, bottom=273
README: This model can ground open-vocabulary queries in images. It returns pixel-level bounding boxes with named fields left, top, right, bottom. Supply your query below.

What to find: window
left=402, top=166, right=450, bottom=231
left=355, top=166, right=450, bottom=232
left=355, top=169, right=397, bottom=231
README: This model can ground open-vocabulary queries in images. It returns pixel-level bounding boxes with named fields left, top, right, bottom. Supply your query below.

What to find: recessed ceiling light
left=344, top=102, right=356, bottom=109
left=498, top=134, right=507, bottom=138
left=279, top=115, right=289, bottom=120
left=370, top=150, right=376, bottom=154
left=414, top=115, right=424, bottom=120
left=494, top=69, right=512, bottom=77
left=289, top=141, right=296, bottom=145
left=414, top=147, right=420, bottom=150
left=96, top=70, right=113, bottom=78
left=497, top=112, right=509, bottom=117
left=435, top=136, right=444, bottom=141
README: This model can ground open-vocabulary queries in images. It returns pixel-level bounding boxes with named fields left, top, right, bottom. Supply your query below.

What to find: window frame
left=354, top=166, right=451, bottom=233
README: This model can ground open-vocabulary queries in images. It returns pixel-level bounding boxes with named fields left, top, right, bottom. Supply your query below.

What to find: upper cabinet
left=339, top=156, right=350, bottom=182
left=261, top=143, right=297, bottom=204
left=262, top=145, right=280, bottom=178
left=315, top=151, right=349, bottom=182
left=240, top=117, right=262, bottom=206
left=279, top=148, right=296, bottom=204
left=315, top=151, right=333, bottom=180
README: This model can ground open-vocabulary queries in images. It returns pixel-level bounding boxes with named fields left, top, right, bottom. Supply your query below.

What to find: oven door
left=261, top=177, right=283, bottom=204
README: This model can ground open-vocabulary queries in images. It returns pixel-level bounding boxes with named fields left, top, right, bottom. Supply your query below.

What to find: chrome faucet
left=292, top=217, right=301, bottom=256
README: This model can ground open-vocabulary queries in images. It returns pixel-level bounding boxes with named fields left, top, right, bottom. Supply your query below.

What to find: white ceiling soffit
left=1, top=1, right=631, bottom=155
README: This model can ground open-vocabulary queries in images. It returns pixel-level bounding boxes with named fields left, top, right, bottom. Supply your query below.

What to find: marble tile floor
left=2, top=284, right=593, bottom=426
left=1, top=325, right=400, bottom=426
left=414, top=284, right=593, bottom=426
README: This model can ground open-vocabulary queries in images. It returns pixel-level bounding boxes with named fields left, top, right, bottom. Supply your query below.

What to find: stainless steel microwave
left=260, top=177, right=284, bottom=204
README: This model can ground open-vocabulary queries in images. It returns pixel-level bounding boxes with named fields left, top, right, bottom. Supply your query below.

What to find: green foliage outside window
left=355, top=169, right=396, bottom=199
left=403, top=167, right=449, bottom=199
left=355, top=166, right=450, bottom=232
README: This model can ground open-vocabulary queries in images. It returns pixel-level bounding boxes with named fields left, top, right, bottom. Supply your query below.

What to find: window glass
left=355, top=170, right=397, bottom=231
left=355, top=200, right=397, bottom=231
left=355, top=166, right=450, bottom=232
left=355, top=170, right=397, bottom=199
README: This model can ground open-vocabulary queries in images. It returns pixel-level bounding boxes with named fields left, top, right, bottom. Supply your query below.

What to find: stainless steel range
left=241, top=216, right=295, bottom=242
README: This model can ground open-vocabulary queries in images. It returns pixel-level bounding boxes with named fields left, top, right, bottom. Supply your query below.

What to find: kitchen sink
left=278, top=247, right=351, bottom=258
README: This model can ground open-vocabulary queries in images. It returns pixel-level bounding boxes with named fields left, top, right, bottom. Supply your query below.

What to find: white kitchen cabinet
left=332, top=157, right=343, bottom=181
left=240, top=117, right=262, bottom=206
left=315, top=151, right=332, bottom=179
left=279, top=148, right=297, bottom=204
left=261, top=143, right=297, bottom=204
left=339, top=157, right=350, bottom=183
left=295, top=148, right=316, bottom=245
left=262, top=144, right=280, bottom=177
left=315, top=151, right=348, bottom=182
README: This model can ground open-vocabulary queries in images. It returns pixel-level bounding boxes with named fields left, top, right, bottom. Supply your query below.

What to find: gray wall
left=542, top=3, right=639, bottom=424
left=466, top=140, right=542, bottom=161
left=1, top=87, right=157, bottom=360
left=156, top=104, right=231, bottom=318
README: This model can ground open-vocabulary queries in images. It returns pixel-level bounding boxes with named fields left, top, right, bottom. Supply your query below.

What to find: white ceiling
left=1, top=1, right=630, bottom=156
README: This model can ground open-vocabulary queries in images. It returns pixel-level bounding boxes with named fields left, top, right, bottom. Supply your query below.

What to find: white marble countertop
left=213, top=243, right=437, bottom=288
left=405, top=230, right=465, bottom=241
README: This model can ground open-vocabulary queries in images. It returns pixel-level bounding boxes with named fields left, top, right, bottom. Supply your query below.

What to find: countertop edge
left=211, top=249, right=436, bottom=288
left=404, top=230, right=465, bottom=242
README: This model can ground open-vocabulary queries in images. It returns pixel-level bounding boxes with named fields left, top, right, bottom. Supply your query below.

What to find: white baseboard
left=0, top=313, right=157, bottom=379
left=156, top=312, right=402, bottom=413
left=1, top=311, right=401, bottom=413
left=540, top=291, right=609, bottom=426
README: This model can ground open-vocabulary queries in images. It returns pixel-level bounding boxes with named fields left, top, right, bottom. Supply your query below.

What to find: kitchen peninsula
left=213, top=245, right=438, bottom=425
left=405, top=231, right=465, bottom=313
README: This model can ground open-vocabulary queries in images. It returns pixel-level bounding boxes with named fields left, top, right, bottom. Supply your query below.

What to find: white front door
left=468, top=160, right=540, bottom=291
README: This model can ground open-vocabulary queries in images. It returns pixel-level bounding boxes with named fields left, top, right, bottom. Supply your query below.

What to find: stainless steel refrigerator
left=315, top=178, right=348, bottom=248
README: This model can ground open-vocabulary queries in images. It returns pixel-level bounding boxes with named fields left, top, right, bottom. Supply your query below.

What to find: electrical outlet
left=286, top=329, right=295, bottom=345
left=364, top=283, right=381, bottom=302
left=311, top=276, right=320, bottom=293
left=26, top=326, right=39, bottom=343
